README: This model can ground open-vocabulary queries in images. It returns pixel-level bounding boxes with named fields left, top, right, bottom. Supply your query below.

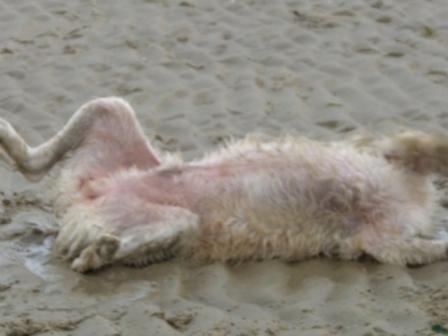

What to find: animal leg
left=114, top=205, right=199, bottom=268
left=64, top=200, right=199, bottom=273
left=0, top=97, right=160, bottom=181
left=360, top=233, right=448, bottom=265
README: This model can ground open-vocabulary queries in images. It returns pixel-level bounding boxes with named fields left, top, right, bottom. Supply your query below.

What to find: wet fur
left=1, top=97, right=448, bottom=272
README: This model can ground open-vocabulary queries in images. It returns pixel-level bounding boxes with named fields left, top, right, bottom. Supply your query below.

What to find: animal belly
left=192, top=154, right=406, bottom=236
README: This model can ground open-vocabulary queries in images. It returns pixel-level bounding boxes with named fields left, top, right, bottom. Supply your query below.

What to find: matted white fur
left=0, top=97, right=447, bottom=272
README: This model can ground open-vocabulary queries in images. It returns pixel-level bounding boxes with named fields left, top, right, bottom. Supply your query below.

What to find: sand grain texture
left=1, top=0, right=448, bottom=335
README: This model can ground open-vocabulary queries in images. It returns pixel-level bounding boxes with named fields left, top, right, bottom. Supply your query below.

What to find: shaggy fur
left=0, top=97, right=447, bottom=272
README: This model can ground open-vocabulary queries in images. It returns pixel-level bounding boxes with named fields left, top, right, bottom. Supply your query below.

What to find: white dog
left=0, top=97, right=447, bottom=272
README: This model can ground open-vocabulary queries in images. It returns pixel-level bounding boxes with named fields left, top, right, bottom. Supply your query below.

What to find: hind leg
left=359, top=233, right=448, bottom=265
left=0, top=97, right=160, bottom=181
left=71, top=234, right=121, bottom=273
left=60, top=199, right=199, bottom=273
left=116, top=208, right=199, bottom=268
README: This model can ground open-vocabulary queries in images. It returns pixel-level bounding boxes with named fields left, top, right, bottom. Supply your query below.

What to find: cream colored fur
left=1, top=97, right=447, bottom=272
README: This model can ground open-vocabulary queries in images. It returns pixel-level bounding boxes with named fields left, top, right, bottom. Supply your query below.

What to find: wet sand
left=1, top=0, right=448, bottom=335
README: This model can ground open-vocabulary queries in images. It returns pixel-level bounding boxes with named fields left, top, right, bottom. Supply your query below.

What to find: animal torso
left=54, top=138, right=435, bottom=263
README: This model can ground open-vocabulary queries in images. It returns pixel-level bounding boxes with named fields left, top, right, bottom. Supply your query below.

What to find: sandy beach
left=1, top=0, right=448, bottom=335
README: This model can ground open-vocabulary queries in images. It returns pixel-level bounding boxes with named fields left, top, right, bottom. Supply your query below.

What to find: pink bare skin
left=1, top=97, right=448, bottom=272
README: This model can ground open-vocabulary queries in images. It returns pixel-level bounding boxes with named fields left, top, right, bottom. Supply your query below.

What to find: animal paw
left=71, top=235, right=120, bottom=273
